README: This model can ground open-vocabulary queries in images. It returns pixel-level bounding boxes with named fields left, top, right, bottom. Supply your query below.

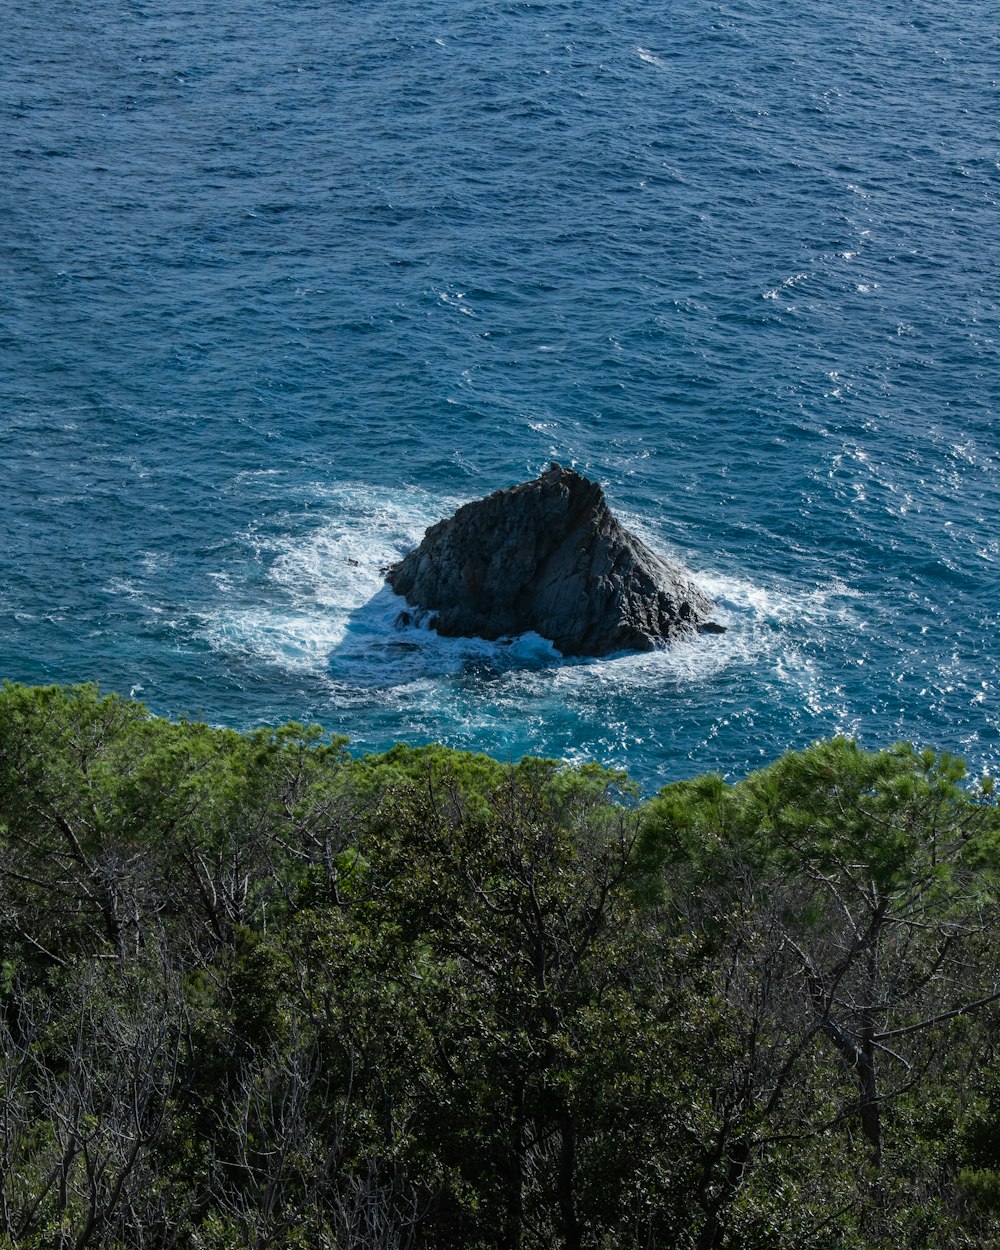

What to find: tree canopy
left=0, top=682, right=998, bottom=1249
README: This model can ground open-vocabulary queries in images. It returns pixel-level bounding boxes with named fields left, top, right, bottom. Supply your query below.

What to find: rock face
left=386, top=464, right=724, bottom=657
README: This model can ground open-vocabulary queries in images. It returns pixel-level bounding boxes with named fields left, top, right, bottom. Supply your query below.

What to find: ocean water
left=1, top=0, right=997, bottom=790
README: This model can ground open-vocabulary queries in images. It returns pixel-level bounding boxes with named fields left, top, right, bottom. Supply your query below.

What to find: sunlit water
left=1, top=0, right=997, bottom=789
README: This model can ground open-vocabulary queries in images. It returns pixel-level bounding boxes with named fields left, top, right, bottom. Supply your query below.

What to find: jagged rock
left=386, top=464, right=724, bottom=657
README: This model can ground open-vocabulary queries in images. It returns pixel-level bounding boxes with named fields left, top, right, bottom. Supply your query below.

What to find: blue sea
left=2, top=0, right=997, bottom=790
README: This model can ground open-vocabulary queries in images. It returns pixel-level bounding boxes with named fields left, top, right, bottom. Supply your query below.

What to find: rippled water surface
left=2, top=0, right=998, bottom=787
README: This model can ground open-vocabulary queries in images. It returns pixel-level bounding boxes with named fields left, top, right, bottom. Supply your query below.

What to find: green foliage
left=0, top=685, right=998, bottom=1248
left=958, top=1168, right=1000, bottom=1214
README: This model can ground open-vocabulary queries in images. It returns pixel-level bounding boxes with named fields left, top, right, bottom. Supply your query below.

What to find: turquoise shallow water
left=1, top=0, right=998, bottom=789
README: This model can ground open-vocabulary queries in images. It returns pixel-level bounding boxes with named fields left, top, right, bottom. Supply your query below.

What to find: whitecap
left=636, top=46, right=665, bottom=68
left=201, top=481, right=464, bottom=677
left=196, top=483, right=872, bottom=778
left=438, top=290, right=475, bottom=317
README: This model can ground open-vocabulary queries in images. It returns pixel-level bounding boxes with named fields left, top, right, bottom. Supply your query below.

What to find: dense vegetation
left=1, top=683, right=1000, bottom=1249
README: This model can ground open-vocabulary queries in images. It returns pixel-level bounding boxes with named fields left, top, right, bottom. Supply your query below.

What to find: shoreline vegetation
left=2, top=681, right=1000, bottom=1249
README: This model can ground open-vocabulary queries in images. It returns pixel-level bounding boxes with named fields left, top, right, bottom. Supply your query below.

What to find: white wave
left=140, top=549, right=171, bottom=575
left=763, top=272, right=809, bottom=300
left=206, top=609, right=351, bottom=673
left=199, top=482, right=865, bottom=722
left=437, top=290, right=475, bottom=316
left=201, top=481, right=466, bottom=678
left=636, top=46, right=665, bottom=68
left=103, top=575, right=165, bottom=613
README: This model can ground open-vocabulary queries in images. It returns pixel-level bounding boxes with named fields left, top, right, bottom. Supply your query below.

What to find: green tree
left=292, top=765, right=719, bottom=1250
left=638, top=738, right=1000, bottom=1245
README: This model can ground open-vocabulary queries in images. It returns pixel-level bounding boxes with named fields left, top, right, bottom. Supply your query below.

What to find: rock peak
left=386, top=468, right=724, bottom=657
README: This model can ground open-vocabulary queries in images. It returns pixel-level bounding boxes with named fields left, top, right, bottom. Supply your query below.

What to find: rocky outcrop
left=386, top=464, right=724, bottom=657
